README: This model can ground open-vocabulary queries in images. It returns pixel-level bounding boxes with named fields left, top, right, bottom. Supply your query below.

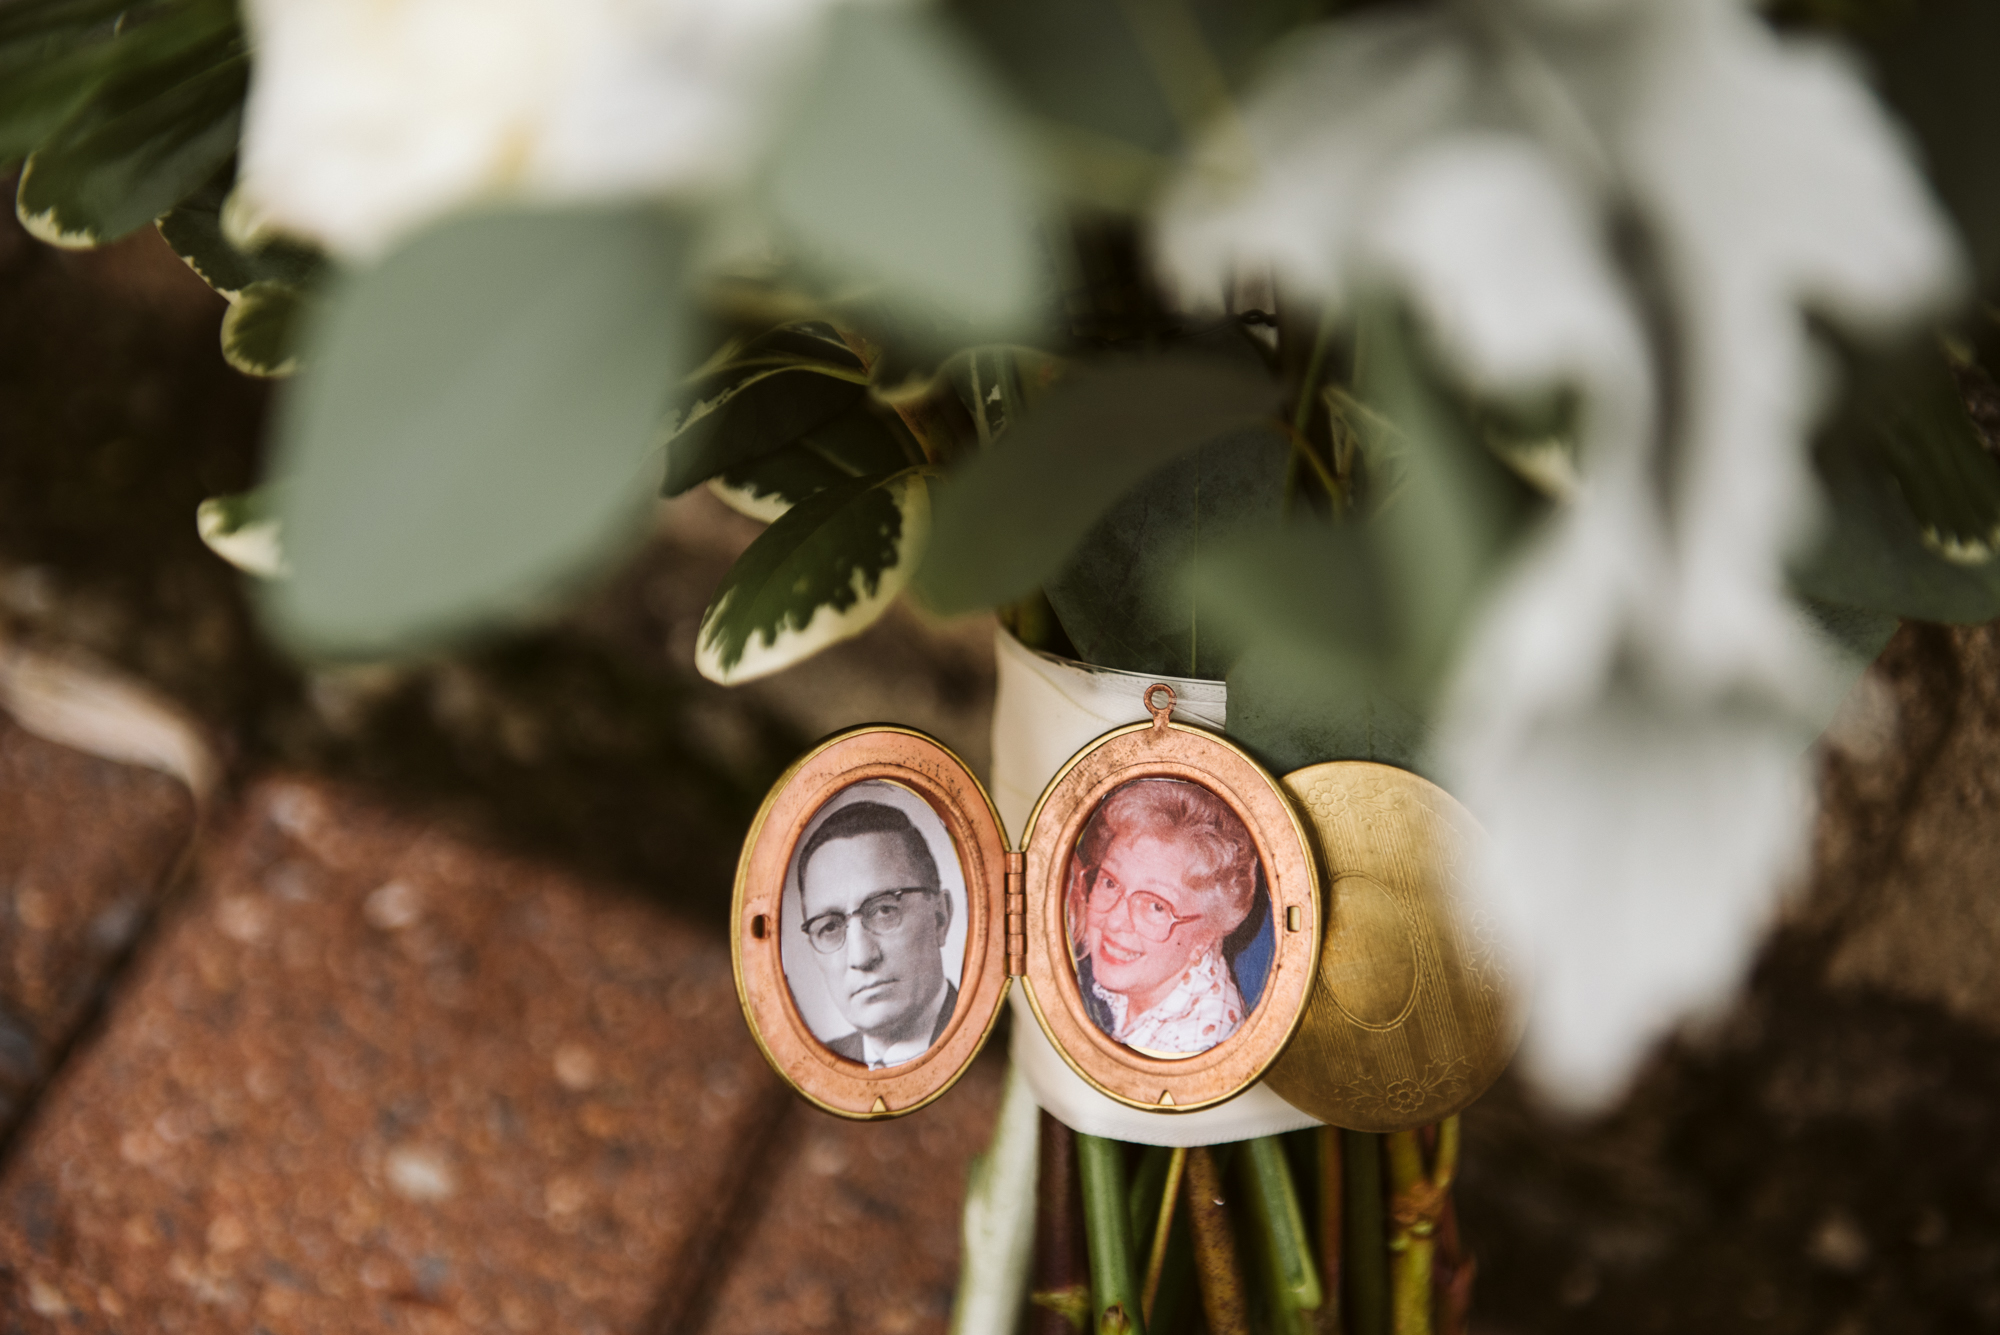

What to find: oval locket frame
left=732, top=687, right=1321, bottom=1120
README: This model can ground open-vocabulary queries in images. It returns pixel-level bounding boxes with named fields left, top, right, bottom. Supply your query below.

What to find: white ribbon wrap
left=991, top=629, right=1322, bottom=1146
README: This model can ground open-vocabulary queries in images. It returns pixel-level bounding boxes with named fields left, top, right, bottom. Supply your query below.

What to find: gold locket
left=732, top=685, right=1519, bottom=1130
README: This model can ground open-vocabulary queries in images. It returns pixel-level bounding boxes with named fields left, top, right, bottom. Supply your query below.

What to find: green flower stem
left=1384, top=1131, right=1434, bottom=1335
left=1140, top=1146, right=1188, bottom=1323
left=1385, top=1119, right=1459, bottom=1335
left=1242, top=1136, right=1324, bottom=1330
left=1185, top=1146, right=1251, bottom=1335
left=1077, top=1134, right=1146, bottom=1335
left=1341, top=1130, right=1390, bottom=1335
left=1291, top=307, right=1338, bottom=440
left=1319, top=1127, right=1346, bottom=1335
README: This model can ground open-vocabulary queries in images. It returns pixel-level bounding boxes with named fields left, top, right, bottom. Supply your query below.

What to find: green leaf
left=938, top=343, right=1057, bottom=447
left=1870, top=345, right=2000, bottom=563
left=1352, top=304, right=1517, bottom=679
left=952, top=0, right=1302, bottom=207
left=263, top=205, right=691, bottom=659
left=663, top=326, right=869, bottom=495
left=1043, top=422, right=1289, bottom=677
left=708, top=402, right=918, bottom=522
left=1191, top=308, right=1525, bottom=777
left=157, top=164, right=327, bottom=299
left=221, top=280, right=306, bottom=378
left=1797, top=426, right=2000, bottom=623
left=695, top=468, right=930, bottom=685
left=16, top=2, right=245, bottom=248
left=195, top=486, right=286, bottom=579
left=766, top=7, right=1044, bottom=336
left=1795, top=333, right=2000, bottom=623
left=1191, top=523, right=1432, bottom=775
left=0, top=0, right=135, bottom=165
left=915, top=354, right=1281, bottom=615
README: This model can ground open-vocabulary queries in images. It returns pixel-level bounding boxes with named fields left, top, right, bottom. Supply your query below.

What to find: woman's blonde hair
left=1075, top=779, right=1258, bottom=930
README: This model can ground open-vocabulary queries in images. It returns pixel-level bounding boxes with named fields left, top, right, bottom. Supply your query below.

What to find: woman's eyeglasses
left=802, top=887, right=937, bottom=954
left=1084, top=872, right=1202, bottom=943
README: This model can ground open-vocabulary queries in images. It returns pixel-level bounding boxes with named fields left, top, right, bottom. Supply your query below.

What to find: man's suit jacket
left=827, top=980, right=958, bottom=1064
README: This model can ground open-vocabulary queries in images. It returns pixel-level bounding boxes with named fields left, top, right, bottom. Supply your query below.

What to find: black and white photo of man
left=791, top=796, right=959, bottom=1068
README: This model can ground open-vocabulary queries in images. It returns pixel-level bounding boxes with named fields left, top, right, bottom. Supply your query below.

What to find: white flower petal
left=1469, top=696, right=1815, bottom=1110
left=236, top=0, right=859, bottom=259
left=1362, top=132, right=1648, bottom=437
left=1585, top=1, right=1962, bottom=701
left=1170, top=0, right=1965, bottom=1109
left=1155, top=10, right=1470, bottom=309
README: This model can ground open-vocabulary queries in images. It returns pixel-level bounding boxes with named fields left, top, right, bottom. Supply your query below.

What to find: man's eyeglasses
left=802, top=887, right=939, bottom=955
left=1084, top=871, right=1202, bottom=943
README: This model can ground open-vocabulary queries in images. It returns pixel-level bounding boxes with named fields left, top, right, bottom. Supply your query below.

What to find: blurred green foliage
left=1, top=0, right=1996, bottom=759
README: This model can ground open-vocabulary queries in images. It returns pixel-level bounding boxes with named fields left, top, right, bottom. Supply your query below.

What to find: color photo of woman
left=1065, top=778, right=1269, bottom=1057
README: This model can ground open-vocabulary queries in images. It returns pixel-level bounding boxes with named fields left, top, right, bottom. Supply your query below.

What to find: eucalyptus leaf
left=696, top=468, right=930, bottom=685
left=158, top=165, right=327, bottom=299
left=767, top=7, right=1043, bottom=337
left=916, top=355, right=1281, bottom=615
left=1354, top=304, right=1518, bottom=679
left=1190, top=309, right=1524, bottom=778
left=221, top=281, right=305, bottom=378
left=663, top=329, right=869, bottom=495
left=16, top=4, right=245, bottom=248
left=951, top=0, right=1303, bottom=176
left=1228, top=647, right=1433, bottom=777
left=708, top=403, right=918, bottom=522
left=1043, top=423, right=1289, bottom=677
left=264, top=205, right=691, bottom=659
left=1188, top=521, right=1430, bottom=775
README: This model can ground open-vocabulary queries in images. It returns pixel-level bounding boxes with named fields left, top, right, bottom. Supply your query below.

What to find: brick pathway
left=7, top=624, right=2000, bottom=1332
left=0, top=760, right=1000, bottom=1333
left=0, top=714, right=194, bottom=1139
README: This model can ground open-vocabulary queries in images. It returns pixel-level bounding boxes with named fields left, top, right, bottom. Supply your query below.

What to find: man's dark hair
left=798, top=800, right=941, bottom=896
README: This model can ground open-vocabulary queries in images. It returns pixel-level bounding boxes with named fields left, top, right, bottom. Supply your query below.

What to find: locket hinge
left=1004, top=850, right=1026, bottom=978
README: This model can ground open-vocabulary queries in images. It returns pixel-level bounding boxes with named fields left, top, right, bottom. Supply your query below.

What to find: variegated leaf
left=15, top=0, right=245, bottom=248
left=662, top=324, right=870, bottom=494
left=937, top=344, right=1059, bottom=447
left=0, top=0, right=130, bottom=165
left=696, top=468, right=929, bottom=685
left=221, top=281, right=305, bottom=378
left=196, top=488, right=287, bottom=579
left=158, top=166, right=327, bottom=301
left=1872, top=344, right=2000, bottom=565
left=707, top=403, right=919, bottom=522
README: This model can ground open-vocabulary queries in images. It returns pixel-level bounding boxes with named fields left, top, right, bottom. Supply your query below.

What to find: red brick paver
left=0, top=711, right=194, bottom=1133
left=0, top=775, right=789, bottom=1332
left=697, top=1053, right=1004, bottom=1335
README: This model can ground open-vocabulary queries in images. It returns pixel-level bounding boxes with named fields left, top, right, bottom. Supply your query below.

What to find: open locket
left=733, top=685, right=1321, bottom=1120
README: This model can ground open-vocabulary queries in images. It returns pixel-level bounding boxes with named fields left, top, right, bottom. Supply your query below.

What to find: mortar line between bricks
left=0, top=782, right=215, bottom=1172
left=644, top=1082, right=804, bottom=1335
